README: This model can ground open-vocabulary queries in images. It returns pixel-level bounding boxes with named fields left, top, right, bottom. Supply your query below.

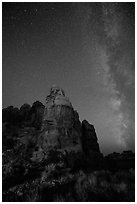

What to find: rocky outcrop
left=81, top=120, right=103, bottom=168
left=34, top=85, right=102, bottom=170
left=81, top=120, right=100, bottom=155
left=38, top=85, right=82, bottom=153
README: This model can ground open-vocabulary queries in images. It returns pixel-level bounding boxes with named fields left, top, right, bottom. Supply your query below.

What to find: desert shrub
left=41, top=163, right=56, bottom=181
left=39, top=171, right=76, bottom=201
left=74, top=169, right=135, bottom=202
left=3, top=168, right=134, bottom=202
left=3, top=179, right=40, bottom=202
left=74, top=170, right=88, bottom=201
left=53, top=192, right=74, bottom=202
left=75, top=171, right=111, bottom=201
left=113, top=170, right=134, bottom=183
left=53, top=194, right=66, bottom=201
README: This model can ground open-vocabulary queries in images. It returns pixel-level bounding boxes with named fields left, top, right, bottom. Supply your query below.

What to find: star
left=20, top=40, right=25, bottom=46
left=10, top=16, right=16, bottom=20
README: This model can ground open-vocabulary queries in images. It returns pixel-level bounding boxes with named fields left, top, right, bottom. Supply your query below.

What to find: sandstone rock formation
left=35, top=85, right=102, bottom=169
left=39, top=85, right=82, bottom=153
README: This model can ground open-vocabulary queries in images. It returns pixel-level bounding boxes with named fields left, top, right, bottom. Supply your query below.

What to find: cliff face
left=34, top=85, right=102, bottom=170
left=82, top=120, right=100, bottom=154
left=38, top=85, right=82, bottom=153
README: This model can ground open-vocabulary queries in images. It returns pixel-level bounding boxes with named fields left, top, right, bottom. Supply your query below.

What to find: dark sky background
left=2, top=2, right=135, bottom=155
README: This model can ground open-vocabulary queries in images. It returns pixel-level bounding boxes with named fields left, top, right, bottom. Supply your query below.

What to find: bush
left=74, top=169, right=135, bottom=201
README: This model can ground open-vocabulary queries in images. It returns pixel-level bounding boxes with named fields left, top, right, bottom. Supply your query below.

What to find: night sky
left=2, top=2, right=135, bottom=154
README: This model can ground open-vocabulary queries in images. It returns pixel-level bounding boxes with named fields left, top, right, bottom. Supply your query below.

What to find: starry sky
left=2, top=2, right=135, bottom=155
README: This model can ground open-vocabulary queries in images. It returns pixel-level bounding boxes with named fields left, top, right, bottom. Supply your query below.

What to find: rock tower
left=39, top=85, right=82, bottom=153
left=36, top=85, right=102, bottom=169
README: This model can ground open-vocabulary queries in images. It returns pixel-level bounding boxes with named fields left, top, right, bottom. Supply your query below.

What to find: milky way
left=3, top=2, right=135, bottom=154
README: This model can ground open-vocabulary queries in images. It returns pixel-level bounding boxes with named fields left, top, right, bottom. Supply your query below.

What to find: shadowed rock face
left=81, top=120, right=100, bottom=155
left=39, top=85, right=82, bottom=152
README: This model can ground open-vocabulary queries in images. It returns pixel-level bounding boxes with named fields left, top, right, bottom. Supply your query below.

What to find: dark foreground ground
left=3, top=168, right=135, bottom=202
left=2, top=143, right=135, bottom=202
